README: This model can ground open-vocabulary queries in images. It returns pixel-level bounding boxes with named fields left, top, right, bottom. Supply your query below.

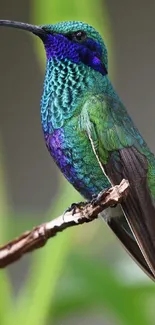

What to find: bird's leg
left=91, top=188, right=117, bottom=208
left=90, top=193, right=99, bottom=206
left=64, top=201, right=87, bottom=216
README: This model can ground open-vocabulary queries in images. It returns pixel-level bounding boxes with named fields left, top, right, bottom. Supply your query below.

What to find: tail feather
left=107, top=214, right=155, bottom=280
left=104, top=146, right=155, bottom=277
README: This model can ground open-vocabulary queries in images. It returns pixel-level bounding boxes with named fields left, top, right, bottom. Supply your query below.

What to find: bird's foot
left=91, top=190, right=108, bottom=206
left=90, top=193, right=98, bottom=206
left=64, top=201, right=87, bottom=216
left=91, top=188, right=117, bottom=208
left=111, top=204, right=117, bottom=208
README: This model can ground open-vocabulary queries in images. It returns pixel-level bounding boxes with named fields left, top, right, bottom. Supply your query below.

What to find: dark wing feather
left=107, top=214, right=155, bottom=280
left=80, top=94, right=155, bottom=279
left=105, top=146, right=155, bottom=277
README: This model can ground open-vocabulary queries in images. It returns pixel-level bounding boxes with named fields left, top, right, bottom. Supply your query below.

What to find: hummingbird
left=1, top=19, right=155, bottom=280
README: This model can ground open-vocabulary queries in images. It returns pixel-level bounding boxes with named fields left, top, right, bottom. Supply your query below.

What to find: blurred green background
left=0, top=0, right=155, bottom=324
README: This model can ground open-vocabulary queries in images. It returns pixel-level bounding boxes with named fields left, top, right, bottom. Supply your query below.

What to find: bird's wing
left=80, top=94, right=155, bottom=280
left=108, top=214, right=154, bottom=280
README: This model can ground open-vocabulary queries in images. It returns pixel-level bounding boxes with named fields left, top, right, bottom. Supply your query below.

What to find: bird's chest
left=45, top=117, right=91, bottom=175
left=44, top=116, right=108, bottom=199
left=41, top=59, right=87, bottom=134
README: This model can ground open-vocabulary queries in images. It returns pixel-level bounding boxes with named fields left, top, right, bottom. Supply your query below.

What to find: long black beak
left=0, top=20, right=46, bottom=37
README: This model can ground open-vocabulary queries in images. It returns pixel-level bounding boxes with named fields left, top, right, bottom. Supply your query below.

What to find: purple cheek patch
left=92, top=55, right=107, bottom=75
left=44, top=34, right=107, bottom=76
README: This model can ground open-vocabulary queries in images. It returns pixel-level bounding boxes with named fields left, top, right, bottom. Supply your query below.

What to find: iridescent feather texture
left=40, top=21, right=155, bottom=280
left=1, top=19, right=155, bottom=280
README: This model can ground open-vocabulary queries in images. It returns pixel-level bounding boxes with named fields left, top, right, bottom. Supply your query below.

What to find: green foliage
left=0, top=1, right=155, bottom=325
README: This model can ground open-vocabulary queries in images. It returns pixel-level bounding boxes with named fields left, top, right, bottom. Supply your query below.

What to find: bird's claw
left=91, top=190, right=107, bottom=207
left=91, top=188, right=117, bottom=208
left=64, top=201, right=87, bottom=216
left=90, top=194, right=98, bottom=206
left=111, top=203, right=117, bottom=208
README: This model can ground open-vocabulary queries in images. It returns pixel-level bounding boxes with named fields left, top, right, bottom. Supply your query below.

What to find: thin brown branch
left=0, top=179, right=129, bottom=268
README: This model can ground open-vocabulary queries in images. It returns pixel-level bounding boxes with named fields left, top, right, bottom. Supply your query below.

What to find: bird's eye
left=66, top=30, right=87, bottom=42
left=73, top=30, right=87, bottom=42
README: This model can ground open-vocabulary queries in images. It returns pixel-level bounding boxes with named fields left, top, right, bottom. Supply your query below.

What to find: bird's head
left=0, top=20, right=108, bottom=77
left=41, top=21, right=108, bottom=76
